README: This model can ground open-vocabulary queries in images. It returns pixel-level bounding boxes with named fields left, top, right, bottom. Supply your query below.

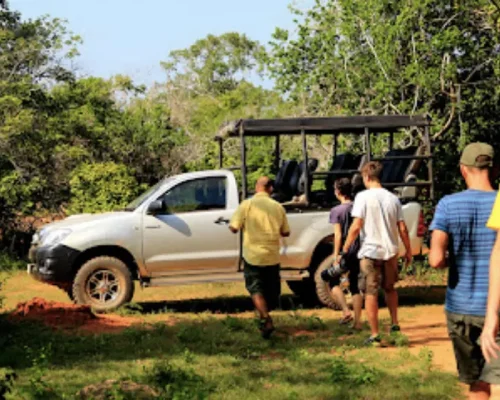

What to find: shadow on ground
left=135, top=285, right=447, bottom=315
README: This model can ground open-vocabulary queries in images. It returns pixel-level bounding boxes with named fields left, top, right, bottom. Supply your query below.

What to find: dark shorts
left=360, top=256, right=398, bottom=296
left=243, top=261, right=281, bottom=310
left=446, top=311, right=500, bottom=385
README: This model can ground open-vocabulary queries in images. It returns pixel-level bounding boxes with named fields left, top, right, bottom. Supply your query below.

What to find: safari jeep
left=28, top=115, right=433, bottom=311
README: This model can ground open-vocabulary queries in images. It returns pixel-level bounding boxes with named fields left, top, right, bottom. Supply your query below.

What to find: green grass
left=0, top=313, right=463, bottom=400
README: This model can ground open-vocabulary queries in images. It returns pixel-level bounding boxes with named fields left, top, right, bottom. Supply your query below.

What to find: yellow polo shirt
left=230, top=192, right=290, bottom=266
left=487, top=192, right=500, bottom=230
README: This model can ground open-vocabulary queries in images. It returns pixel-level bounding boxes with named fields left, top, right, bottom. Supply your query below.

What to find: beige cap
left=460, top=142, right=494, bottom=168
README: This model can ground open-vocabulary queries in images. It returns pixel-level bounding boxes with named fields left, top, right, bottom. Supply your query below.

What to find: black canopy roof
left=216, top=115, right=431, bottom=139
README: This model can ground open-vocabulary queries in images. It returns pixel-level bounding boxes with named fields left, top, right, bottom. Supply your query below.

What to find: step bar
left=144, top=269, right=310, bottom=287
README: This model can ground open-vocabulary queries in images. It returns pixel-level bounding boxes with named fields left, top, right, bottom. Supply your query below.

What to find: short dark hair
left=361, top=161, right=383, bottom=181
left=334, top=178, right=352, bottom=198
left=472, top=155, right=493, bottom=171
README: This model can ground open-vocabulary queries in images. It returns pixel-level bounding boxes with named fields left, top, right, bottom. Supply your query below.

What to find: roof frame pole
left=274, top=134, right=280, bottom=174
left=424, top=125, right=434, bottom=200
left=301, top=128, right=310, bottom=202
left=389, top=132, right=394, bottom=151
left=218, top=138, right=224, bottom=169
left=333, top=133, right=338, bottom=159
left=240, top=124, right=248, bottom=199
left=364, top=127, right=371, bottom=161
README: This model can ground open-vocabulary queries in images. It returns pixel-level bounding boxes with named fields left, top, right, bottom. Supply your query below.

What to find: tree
left=162, top=32, right=266, bottom=96
left=267, top=0, right=500, bottom=194
left=159, top=33, right=295, bottom=186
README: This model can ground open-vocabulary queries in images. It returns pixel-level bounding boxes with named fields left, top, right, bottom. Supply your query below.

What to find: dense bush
left=68, top=162, right=140, bottom=214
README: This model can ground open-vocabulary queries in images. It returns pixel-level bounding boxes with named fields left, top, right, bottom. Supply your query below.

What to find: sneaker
left=364, top=335, right=382, bottom=347
left=390, top=325, right=401, bottom=334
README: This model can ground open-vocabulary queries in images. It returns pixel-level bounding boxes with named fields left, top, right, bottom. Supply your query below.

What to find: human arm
left=398, top=220, right=413, bottom=266
left=428, top=199, right=450, bottom=268
left=333, top=223, right=342, bottom=258
left=482, top=234, right=500, bottom=362
left=341, top=196, right=365, bottom=256
left=481, top=194, right=500, bottom=362
left=342, top=218, right=363, bottom=255
left=229, top=202, right=246, bottom=234
left=280, top=206, right=291, bottom=237
left=428, top=230, right=449, bottom=268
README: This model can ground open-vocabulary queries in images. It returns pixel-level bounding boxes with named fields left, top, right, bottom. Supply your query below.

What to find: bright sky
left=10, top=0, right=308, bottom=87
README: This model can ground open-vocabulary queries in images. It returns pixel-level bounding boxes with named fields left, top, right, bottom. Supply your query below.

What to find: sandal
left=339, top=314, right=353, bottom=325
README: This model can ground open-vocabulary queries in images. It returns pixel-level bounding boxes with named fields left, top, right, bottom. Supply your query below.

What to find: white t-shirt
left=351, top=188, right=404, bottom=260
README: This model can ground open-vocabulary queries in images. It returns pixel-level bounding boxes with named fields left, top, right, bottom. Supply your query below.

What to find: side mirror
left=147, top=200, right=165, bottom=215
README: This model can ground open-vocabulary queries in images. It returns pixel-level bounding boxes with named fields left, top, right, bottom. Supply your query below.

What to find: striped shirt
left=430, top=190, right=497, bottom=316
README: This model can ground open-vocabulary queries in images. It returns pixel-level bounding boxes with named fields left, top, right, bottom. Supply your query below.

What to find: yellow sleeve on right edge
left=487, top=192, right=500, bottom=230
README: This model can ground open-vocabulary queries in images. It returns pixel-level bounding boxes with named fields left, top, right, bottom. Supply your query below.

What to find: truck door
left=142, top=176, right=239, bottom=276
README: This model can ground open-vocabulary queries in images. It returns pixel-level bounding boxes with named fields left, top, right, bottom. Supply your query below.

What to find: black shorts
left=446, top=311, right=500, bottom=385
left=243, top=261, right=281, bottom=310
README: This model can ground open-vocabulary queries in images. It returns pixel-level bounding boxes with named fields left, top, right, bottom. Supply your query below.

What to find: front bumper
left=27, top=244, right=81, bottom=286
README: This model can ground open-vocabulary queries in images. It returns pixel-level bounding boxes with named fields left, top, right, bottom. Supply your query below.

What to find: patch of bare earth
left=9, top=297, right=141, bottom=334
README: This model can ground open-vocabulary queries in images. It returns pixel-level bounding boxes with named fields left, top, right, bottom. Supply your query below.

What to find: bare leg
left=365, top=294, right=379, bottom=336
left=251, top=294, right=273, bottom=331
left=385, top=287, right=399, bottom=326
left=252, top=294, right=270, bottom=319
left=469, top=381, right=490, bottom=400
left=352, top=294, right=363, bottom=329
left=332, top=286, right=351, bottom=317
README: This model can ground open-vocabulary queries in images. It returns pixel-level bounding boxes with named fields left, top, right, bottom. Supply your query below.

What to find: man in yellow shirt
left=229, top=176, right=290, bottom=338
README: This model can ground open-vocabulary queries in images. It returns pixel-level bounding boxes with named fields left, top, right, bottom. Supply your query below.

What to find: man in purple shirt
left=323, top=178, right=362, bottom=329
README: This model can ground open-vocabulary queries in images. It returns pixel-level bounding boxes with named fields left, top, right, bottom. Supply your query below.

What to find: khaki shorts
left=360, top=256, right=399, bottom=295
left=446, top=311, right=500, bottom=385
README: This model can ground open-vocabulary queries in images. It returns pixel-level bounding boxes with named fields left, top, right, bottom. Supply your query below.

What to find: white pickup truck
left=28, top=115, right=432, bottom=311
left=28, top=169, right=425, bottom=311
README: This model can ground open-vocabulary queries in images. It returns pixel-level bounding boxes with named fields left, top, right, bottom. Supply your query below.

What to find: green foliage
left=143, top=360, right=213, bottom=400
left=162, top=32, right=266, bottom=95
left=268, top=0, right=500, bottom=196
left=0, top=369, right=17, bottom=399
left=0, top=311, right=462, bottom=400
left=68, top=162, right=139, bottom=214
left=0, top=251, right=25, bottom=272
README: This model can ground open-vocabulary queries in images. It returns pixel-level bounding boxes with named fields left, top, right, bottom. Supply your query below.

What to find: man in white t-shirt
left=340, top=161, right=412, bottom=346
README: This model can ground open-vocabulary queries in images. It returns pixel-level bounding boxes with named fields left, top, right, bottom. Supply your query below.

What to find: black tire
left=314, top=255, right=347, bottom=310
left=72, top=256, right=135, bottom=312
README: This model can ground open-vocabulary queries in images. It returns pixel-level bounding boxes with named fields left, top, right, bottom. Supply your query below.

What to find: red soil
left=10, top=297, right=139, bottom=334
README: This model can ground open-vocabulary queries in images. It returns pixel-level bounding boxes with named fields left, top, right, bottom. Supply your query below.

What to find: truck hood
left=38, top=212, right=134, bottom=233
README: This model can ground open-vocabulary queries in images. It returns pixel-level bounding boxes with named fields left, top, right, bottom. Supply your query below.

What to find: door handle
left=145, top=225, right=161, bottom=229
left=214, top=217, right=230, bottom=225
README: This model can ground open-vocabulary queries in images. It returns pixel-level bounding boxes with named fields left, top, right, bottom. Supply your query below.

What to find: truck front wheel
left=72, top=256, right=135, bottom=312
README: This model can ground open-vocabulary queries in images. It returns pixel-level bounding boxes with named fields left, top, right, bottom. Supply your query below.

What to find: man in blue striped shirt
left=430, top=143, right=499, bottom=400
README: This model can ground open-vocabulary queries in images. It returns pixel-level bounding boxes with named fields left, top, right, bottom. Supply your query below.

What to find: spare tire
left=314, top=254, right=346, bottom=310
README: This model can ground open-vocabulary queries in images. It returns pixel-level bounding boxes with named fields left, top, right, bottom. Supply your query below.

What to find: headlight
left=31, top=232, right=40, bottom=245
left=41, top=229, right=72, bottom=247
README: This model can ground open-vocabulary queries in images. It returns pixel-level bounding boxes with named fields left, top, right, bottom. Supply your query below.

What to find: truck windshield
left=124, top=177, right=173, bottom=211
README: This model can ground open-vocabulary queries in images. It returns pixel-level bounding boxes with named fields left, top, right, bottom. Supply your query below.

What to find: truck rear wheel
left=72, top=256, right=134, bottom=312
left=286, top=280, right=318, bottom=306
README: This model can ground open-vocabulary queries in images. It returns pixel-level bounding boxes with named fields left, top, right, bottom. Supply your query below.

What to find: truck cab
left=28, top=115, right=433, bottom=311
